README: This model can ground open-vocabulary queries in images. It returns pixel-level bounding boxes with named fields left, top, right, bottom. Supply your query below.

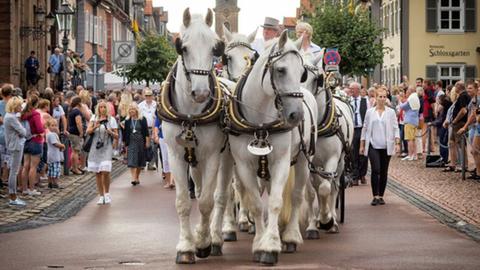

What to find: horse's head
left=175, top=8, right=225, bottom=103
left=261, top=30, right=307, bottom=127
left=221, top=26, right=258, bottom=81
left=301, top=45, right=325, bottom=95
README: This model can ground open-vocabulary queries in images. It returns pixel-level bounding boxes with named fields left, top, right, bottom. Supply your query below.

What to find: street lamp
left=20, top=5, right=56, bottom=39
left=55, top=0, right=75, bottom=92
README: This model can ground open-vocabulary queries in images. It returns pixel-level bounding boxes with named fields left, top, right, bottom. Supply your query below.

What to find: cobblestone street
left=388, top=155, right=480, bottom=227
left=0, top=161, right=127, bottom=233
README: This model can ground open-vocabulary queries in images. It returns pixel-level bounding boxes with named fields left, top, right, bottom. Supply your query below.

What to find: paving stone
left=388, top=156, right=480, bottom=227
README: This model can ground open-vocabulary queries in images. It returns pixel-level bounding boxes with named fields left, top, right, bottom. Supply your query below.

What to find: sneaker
left=401, top=156, right=411, bottom=161
left=104, top=194, right=112, bottom=204
left=378, top=198, right=385, bottom=205
left=400, top=152, right=408, bottom=157
left=411, top=156, right=418, bottom=161
left=370, top=198, right=379, bottom=206
left=24, top=189, right=41, bottom=196
left=9, top=198, right=27, bottom=206
left=97, top=196, right=105, bottom=205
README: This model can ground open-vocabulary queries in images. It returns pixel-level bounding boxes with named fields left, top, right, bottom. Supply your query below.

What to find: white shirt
left=370, top=110, right=387, bottom=149
left=350, top=96, right=369, bottom=128
left=138, top=100, right=157, bottom=128
left=361, top=107, right=400, bottom=156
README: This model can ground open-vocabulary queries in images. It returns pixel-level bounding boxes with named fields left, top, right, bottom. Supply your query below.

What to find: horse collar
left=157, top=61, right=224, bottom=126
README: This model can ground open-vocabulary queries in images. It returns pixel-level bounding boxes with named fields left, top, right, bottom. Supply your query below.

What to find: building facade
left=214, top=0, right=240, bottom=36
left=376, top=0, right=479, bottom=87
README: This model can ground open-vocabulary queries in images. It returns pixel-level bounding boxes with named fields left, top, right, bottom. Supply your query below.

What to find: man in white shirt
left=350, top=82, right=370, bottom=185
left=138, top=88, right=157, bottom=170
left=251, top=17, right=280, bottom=55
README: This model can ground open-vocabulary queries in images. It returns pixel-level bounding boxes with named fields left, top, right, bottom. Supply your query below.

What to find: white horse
left=226, top=30, right=317, bottom=265
left=158, top=9, right=226, bottom=264
left=300, top=52, right=354, bottom=238
left=215, top=26, right=259, bottom=242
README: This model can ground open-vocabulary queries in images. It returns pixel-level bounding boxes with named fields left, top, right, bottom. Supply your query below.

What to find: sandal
left=442, top=166, right=455, bottom=172
left=170, top=184, right=176, bottom=189
left=163, top=183, right=171, bottom=189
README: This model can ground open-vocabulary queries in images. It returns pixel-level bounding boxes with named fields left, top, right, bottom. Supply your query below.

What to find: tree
left=307, top=2, right=386, bottom=77
left=121, top=34, right=177, bottom=86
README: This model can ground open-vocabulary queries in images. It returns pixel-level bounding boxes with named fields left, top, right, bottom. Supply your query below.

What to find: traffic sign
left=86, top=53, right=105, bottom=72
left=113, top=41, right=136, bottom=65
left=323, top=49, right=341, bottom=66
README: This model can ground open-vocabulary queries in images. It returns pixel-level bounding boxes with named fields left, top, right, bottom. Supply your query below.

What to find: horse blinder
left=175, top=38, right=184, bottom=55
left=213, top=40, right=225, bottom=57
left=301, top=67, right=308, bottom=83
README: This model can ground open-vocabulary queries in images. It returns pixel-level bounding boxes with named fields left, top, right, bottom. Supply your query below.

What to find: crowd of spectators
left=0, top=83, right=174, bottom=207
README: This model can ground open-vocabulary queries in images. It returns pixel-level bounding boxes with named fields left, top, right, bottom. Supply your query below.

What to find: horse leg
left=316, top=174, right=333, bottom=230
left=235, top=175, right=252, bottom=233
left=171, top=158, right=196, bottom=264
left=281, top=157, right=309, bottom=252
left=257, top=161, right=290, bottom=265
left=193, top=155, right=220, bottom=259
left=327, top=160, right=344, bottom=234
left=222, top=183, right=237, bottom=241
left=304, top=175, right=320, bottom=240
left=234, top=165, right=264, bottom=262
left=210, top=151, right=234, bottom=256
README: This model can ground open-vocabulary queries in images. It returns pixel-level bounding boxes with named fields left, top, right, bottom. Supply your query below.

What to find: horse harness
left=222, top=46, right=315, bottom=181
left=309, top=86, right=353, bottom=180
left=157, top=61, right=225, bottom=167
left=222, top=41, right=259, bottom=82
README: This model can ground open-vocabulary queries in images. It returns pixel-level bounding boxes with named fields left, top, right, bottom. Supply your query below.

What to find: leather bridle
left=261, top=44, right=306, bottom=113
left=222, top=41, right=259, bottom=82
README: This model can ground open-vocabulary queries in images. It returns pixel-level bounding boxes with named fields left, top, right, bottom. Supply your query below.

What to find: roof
left=283, top=17, right=297, bottom=28
left=144, top=0, right=153, bottom=16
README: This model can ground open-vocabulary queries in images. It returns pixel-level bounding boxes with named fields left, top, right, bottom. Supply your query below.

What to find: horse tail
left=279, top=167, right=295, bottom=229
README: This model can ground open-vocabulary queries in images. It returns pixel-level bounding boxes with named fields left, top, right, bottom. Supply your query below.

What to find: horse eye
left=276, top=67, right=286, bottom=74
left=182, top=46, right=187, bottom=53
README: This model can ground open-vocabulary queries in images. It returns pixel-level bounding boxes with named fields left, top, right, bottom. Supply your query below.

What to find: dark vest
left=360, top=97, right=367, bottom=122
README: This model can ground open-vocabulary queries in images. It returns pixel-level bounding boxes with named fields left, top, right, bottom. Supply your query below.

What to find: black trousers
left=368, top=147, right=391, bottom=197
left=352, top=128, right=368, bottom=180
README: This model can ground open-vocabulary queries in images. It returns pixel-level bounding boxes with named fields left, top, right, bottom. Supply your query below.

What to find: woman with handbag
left=86, top=101, right=118, bottom=205
left=124, top=103, right=149, bottom=186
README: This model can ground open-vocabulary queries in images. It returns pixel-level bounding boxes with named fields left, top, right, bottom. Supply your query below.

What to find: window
left=380, top=6, right=385, bottom=38
left=438, top=0, right=464, bottom=31
left=438, top=64, right=464, bottom=88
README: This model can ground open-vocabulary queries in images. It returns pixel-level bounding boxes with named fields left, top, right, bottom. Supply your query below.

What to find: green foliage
left=120, top=34, right=177, bottom=86
left=308, top=3, right=385, bottom=76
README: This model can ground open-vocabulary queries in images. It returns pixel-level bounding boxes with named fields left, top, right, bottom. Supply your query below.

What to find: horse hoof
left=195, top=245, right=212, bottom=258
left=259, top=251, right=278, bottom=265
left=223, top=231, right=237, bottom=242
left=239, top=222, right=249, bottom=232
left=282, top=242, right=297, bottom=253
left=327, top=224, right=339, bottom=234
left=305, top=230, right=320, bottom=240
left=248, top=224, right=256, bottom=235
left=176, top=251, right=195, bottom=264
left=211, top=244, right=223, bottom=256
left=253, top=251, right=262, bottom=262
left=319, top=218, right=335, bottom=231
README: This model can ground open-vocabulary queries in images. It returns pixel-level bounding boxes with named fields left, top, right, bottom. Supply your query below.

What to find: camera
left=100, top=119, right=108, bottom=125
left=96, top=141, right=104, bottom=149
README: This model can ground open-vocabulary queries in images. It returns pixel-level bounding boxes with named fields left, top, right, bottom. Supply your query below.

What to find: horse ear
left=206, top=9, right=213, bottom=27
left=313, top=48, right=325, bottom=66
left=278, top=29, right=288, bottom=50
left=223, top=24, right=233, bottom=42
left=247, top=28, right=258, bottom=43
left=294, top=35, right=303, bottom=50
left=175, top=38, right=183, bottom=55
left=183, top=8, right=191, bottom=28
left=213, top=40, right=225, bottom=57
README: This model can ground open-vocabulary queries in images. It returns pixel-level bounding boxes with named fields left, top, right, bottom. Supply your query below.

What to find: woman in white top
left=86, top=101, right=118, bottom=205
left=360, top=87, right=401, bottom=206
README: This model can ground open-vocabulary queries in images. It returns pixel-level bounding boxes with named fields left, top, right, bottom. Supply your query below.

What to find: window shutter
left=426, top=0, right=438, bottom=32
left=426, top=65, right=438, bottom=81
left=465, top=65, right=477, bottom=82
left=465, top=0, right=476, bottom=32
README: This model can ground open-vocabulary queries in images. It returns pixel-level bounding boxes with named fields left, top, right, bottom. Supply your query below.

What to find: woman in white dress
left=86, top=101, right=118, bottom=205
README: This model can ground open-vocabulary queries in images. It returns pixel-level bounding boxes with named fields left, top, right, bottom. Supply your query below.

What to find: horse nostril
left=289, top=112, right=298, bottom=121
left=191, top=91, right=196, bottom=97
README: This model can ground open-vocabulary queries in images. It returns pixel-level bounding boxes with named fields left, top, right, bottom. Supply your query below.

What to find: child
left=46, top=118, right=65, bottom=189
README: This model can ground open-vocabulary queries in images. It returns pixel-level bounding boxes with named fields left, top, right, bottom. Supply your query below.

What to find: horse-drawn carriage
left=156, top=8, right=354, bottom=266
